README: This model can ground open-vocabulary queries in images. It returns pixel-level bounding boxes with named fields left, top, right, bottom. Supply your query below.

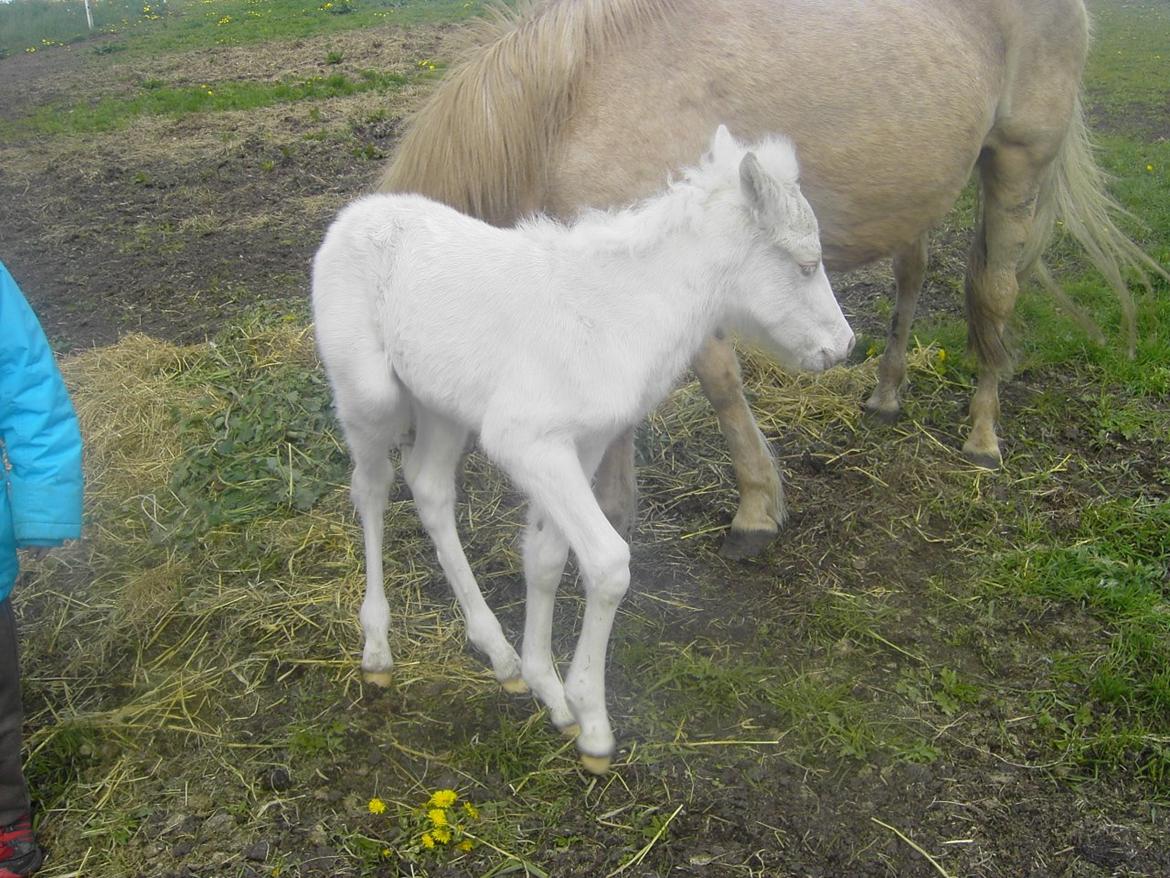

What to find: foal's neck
left=559, top=183, right=741, bottom=407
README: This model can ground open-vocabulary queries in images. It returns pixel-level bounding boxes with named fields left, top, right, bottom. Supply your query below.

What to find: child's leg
left=0, top=598, right=31, bottom=827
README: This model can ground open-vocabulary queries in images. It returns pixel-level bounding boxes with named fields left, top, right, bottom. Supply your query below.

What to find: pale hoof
left=500, top=676, right=530, bottom=695
left=578, top=752, right=612, bottom=775
left=558, top=723, right=581, bottom=740
left=720, top=528, right=777, bottom=560
left=362, top=669, right=394, bottom=688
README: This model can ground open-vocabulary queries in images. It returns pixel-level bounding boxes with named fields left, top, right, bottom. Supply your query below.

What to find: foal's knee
left=524, top=523, right=568, bottom=591
left=583, top=541, right=631, bottom=607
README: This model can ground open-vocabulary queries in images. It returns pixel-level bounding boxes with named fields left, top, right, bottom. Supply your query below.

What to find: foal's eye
left=799, top=261, right=819, bottom=277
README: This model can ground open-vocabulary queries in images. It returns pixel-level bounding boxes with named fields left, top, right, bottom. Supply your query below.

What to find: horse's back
left=546, top=0, right=1087, bottom=268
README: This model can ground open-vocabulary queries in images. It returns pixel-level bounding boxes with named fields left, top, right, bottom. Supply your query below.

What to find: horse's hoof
left=500, top=676, right=530, bottom=695
left=963, top=449, right=1001, bottom=470
left=363, top=669, right=394, bottom=688
left=863, top=401, right=901, bottom=424
left=578, top=752, right=612, bottom=775
left=558, top=723, right=581, bottom=740
left=720, top=528, right=776, bottom=560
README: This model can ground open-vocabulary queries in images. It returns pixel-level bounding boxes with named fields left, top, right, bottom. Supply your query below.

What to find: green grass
left=1, top=0, right=485, bottom=58
left=1086, top=0, right=1170, bottom=109
left=984, top=501, right=1170, bottom=782
left=0, top=0, right=154, bottom=57
left=5, top=69, right=411, bottom=139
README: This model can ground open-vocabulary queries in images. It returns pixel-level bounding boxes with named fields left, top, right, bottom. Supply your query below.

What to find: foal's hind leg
left=963, top=143, right=1052, bottom=468
left=693, top=335, right=785, bottom=559
left=864, top=233, right=930, bottom=421
left=338, top=386, right=406, bottom=686
left=404, top=410, right=524, bottom=690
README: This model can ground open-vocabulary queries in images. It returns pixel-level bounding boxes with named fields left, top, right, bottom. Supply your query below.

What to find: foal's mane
left=516, top=136, right=802, bottom=257
left=378, top=0, right=674, bottom=225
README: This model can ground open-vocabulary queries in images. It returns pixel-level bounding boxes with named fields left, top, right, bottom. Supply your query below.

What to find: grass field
left=1, top=0, right=1169, bottom=876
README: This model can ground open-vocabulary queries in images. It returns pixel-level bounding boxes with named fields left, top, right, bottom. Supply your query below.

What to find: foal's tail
left=378, top=0, right=668, bottom=225
left=1023, top=92, right=1169, bottom=357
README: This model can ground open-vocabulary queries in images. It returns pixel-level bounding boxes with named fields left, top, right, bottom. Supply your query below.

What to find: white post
left=84, top=0, right=94, bottom=30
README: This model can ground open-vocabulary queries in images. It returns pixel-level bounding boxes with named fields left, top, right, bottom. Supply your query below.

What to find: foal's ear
left=739, top=152, right=782, bottom=218
left=711, top=124, right=737, bottom=158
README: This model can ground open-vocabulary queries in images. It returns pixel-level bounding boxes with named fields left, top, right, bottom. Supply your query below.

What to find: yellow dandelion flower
left=458, top=839, right=475, bottom=852
left=421, top=832, right=436, bottom=849
left=428, top=789, right=457, bottom=808
left=367, top=797, right=387, bottom=815
left=462, top=801, right=479, bottom=820
left=432, top=826, right=452, bottom=844
left=427, top=808, right=448, bottom=827
left=937, top=348, right=948, bottom=362
left=1148, top=164, right=1155, bottom=173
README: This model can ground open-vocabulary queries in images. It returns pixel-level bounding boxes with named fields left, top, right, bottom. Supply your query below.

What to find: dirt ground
left=2, top=15, right=1168, bottom=878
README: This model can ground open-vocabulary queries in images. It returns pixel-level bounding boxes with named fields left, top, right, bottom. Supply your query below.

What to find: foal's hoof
left=362, top=669, right=394, bottom=688
left=578, top=752, right=612, bottom=775
left=500, top=676, right=530, bottom=695
left=720, top=528, right=776, bottom=560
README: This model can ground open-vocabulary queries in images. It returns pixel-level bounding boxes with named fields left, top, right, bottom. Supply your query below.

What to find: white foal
left=312, top=125, right=854, bottom=773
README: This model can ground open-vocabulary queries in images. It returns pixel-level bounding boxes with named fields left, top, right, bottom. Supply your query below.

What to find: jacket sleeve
left=0, top=263, right=84, bottom=547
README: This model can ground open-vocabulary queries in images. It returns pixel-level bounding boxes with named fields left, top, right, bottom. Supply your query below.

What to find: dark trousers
left=0, top=598, right=30, bottom=826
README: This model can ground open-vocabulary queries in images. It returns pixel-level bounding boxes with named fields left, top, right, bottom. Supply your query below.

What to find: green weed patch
left=6, top=69, right=409, bottom=138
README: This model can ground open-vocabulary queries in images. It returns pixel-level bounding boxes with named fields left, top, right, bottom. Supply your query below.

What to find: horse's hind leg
left=593, top=427, right=637, bottom=539
left=694, top=335, right=785, bottom=559
left=963, top=142, right=1053, bottom=467
left=404, top=410, right=524, bottom=690
left=864, top=233, right=930, bottom=421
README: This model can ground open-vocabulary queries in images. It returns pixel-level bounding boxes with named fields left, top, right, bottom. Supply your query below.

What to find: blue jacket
left=0, top=261, right=83, bottom=602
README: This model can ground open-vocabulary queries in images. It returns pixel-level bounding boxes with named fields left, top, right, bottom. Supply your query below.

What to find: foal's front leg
left=502, top=440, right=630, bottom=773
left=519, top=505, right=577, bottom=734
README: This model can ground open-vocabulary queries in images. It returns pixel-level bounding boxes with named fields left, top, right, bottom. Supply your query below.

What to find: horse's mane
left=377, top=0, right=674, bottom=225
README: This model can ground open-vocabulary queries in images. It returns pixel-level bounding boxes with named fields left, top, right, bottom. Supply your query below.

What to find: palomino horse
left=381, top=0, right=1165, bottom=559
left=315, top=127, right=853, bottom=770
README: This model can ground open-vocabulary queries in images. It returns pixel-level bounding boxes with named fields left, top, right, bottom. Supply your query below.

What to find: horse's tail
left=1023, top=92, right=1169, bottom=356
left=378, top=0, right=667, bottom=225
